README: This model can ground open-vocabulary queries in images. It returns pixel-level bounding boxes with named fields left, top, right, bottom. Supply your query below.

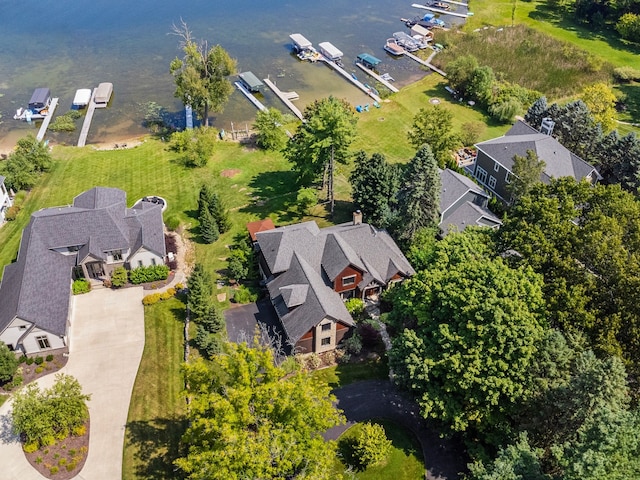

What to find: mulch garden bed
left=0, top=352, right=68, bottom=394
left=24, top=421, right=90, bottom=480
left=141, top=271, right=176, bottom=290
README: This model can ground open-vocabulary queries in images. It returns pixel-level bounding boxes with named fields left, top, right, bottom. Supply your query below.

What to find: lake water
left=0, top=0, right=456, bottom=149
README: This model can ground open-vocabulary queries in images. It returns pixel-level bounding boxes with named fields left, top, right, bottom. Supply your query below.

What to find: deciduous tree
left=0, top=341, right=18, bottom=383
left=407, top=105, right=459, bottom=167
left=506, top=149, right=546, bottom=203
left=353, top=423, right=392, bottom=467
left=169, top=20, right=237, bottom=126
left=175, top=343, right=344, bottom=479
left=254, top=107, right=288, bottom=151
left=581, top=82, right=618, bottom=132
left=0, top=135, right=53, bottom=191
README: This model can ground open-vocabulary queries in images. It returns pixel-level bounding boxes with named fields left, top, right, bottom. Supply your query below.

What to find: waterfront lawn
left=464, top=0, right=640, bottom=69
left=122, top=298, right=187, bottom=480
left=310, top=359, right=389, bottom=389
left=334, top=419, right=425, bottom=480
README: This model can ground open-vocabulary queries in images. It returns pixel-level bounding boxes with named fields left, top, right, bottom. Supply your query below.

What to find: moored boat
left=13, top=88, right=52, bottom=121
left=384, top=38, right=405, bottom=56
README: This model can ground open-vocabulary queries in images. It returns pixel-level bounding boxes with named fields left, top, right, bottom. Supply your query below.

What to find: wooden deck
left=77, top=89, right=97, bottom=147
left=234, top=81, right=268, bottom=112
left=403, top=51, right=447, bottom=77
left=36, top=97, right=59, bottom=142
left=263, top=78, right=304, bottom=121
left=355, top=63, right=399, bottom=93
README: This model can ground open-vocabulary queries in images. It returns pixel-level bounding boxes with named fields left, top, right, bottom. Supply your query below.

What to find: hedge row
left=129, top=264, right=170, bottom=285
left=142, top=287, right=177, bottom=306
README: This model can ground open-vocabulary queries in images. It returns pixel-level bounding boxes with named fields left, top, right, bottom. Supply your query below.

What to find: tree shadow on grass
left=617, top=83, right=640, bottom=124
left=240, top=170, right=300, bottom=223
left=125, top=417, right=187, bottom=480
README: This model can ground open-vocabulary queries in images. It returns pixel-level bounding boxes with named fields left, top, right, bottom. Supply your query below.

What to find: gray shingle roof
left=442, top=201, right=502, bottom=235
left=0, top=187, right=164, bottom=341
left=440, top=168, right=487, bottom=214
left=476, top=120, right=600, bottom=182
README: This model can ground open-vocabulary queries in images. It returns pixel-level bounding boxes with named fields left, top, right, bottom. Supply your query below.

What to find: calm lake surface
left=0, top=0, right=449, bottom=148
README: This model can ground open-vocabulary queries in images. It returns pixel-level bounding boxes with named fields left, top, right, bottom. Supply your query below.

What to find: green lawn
left=0, top=394, right=7, bottom=408
left=310, top=359, right=389, bottom=389
left=334, top=419, right=425, bottom=479
left=122, top=298, right=187, bottom=480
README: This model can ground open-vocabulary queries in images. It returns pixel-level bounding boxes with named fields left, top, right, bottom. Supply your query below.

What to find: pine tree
left=198, top=184, right=230, bottom=234
left=397, top=145, right=441, bottom=242
left=200, top=208, right=219, bottom=244
left=188, top=264, right=213, bottom=320
left=524, top=96, right=548, bottom=129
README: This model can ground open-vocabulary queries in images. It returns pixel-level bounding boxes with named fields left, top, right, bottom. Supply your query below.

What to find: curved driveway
left=324, top=379, right=467, bottom=480
left=0, top=286, right=145, bottom=479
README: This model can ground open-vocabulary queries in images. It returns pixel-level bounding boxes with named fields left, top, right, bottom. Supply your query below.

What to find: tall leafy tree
left=0, top=135, right=53, bottom=191
left=169, top=20, right=237, bottom=126
left=349, top=151, right=401, bottom=227
left=253, top=107, right=288, bottom=151
left=397, top=145, right=441, bottom=242
left=581, top=82, right=618, bottom=132
left=506, top=149, right=546, bottom=203
left=388, top=230, right=546, bottom=435
left=407, top=105, right=459, bottom=167
left=175, top=343, right=344, bottom=479
left=0, top=341, right=18, bottom=383
left=285, top=96, right=357, bottom=214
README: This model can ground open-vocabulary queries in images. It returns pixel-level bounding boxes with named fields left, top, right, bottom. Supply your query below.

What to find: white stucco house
left=0, top=187, right=165, bottom=354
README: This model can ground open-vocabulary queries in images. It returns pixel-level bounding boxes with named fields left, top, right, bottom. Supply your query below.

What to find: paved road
left=0, top=286, right=145, bottom=479
left=324, top=380, right=467, bottom=480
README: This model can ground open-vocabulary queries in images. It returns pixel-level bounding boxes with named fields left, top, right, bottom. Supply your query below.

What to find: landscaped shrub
left=345, top=298, right=365, bottom=318
left=353, top=422, right=392, bottom=467
left=45, top=354, right=53, bottom=362
left=128, top=264, right=170, bottom=284
left=613, top=66, right=640, bottom=82
left=306, top=353, right=322, bottom=370
left=142, top=293, right=162, bottom=306
left=23, top=442, right=39, bottom=454
left=344, top=333, right=363, bottom=356
left=165, top=234, right=178, bottom=254
left=26, top=357, right=34, bottom=365
left=232, top=285, right=258, bottom=304
left=194, top=327, right=223, bottom=359
left=111, top=266, right=128, bottom=288
left=5, top=205, right=21, bottom=221
left=34, top=356, right=44, bottom=365
left=359, top=323, right=382, bottom=349
left=165, top=215, right=180, bottom=231
left=0, top=342, right=19, bottom=383
left=72, top=279, right=91, bottom=295
left=18, top=355, right=27, bottom=364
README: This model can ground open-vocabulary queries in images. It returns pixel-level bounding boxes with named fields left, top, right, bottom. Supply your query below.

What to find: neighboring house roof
left=476, top=120, right=601, bottom=183
left=439, top=168, right=501, bottom=234
left=0, top=187, right=165, bottom=340
left=257, top=220, right=415, bottom=342
left=246, top=218, right=276, bottom=242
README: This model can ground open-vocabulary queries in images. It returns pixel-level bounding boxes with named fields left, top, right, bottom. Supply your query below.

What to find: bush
left=18, top=355, right=27, bottom=364
left=233, top=285, right=258, bottom=304
left=26, top=357, right=34, bottom=365
left=46, top=354, right=54, bottom=362
left=164, top=215, right=180, bottom=231
left=72, top=424, right=86, bottom=436
left=175, top=283, right=184, bottom=291
left=613, top=66, right=640, bottom=82
left=7, top=373, right=23, bottom=391
left=35, top=366, right=44, bottom=374
left=34, top=356, right=44, bottom=365
left=194, top=327, right=223, bottom=359
left=306, top=353, right=322, bottom=370
left=359, top=323, right=381, bottom=349
left=128, top=264, right=170, bottom=284
left=0, top=342, right=18, bottom=383
left=345, top=298, right=365, bottom=317
left=142, top=293, right=162, bottom=306
left=344, top=333, right=363, bottom=356
left=353, top=422, right=392, bottom=467
left=72, top=279, right=91, bottom=295
left=5, top=205, right=21, bottom=221
left=50, top=466, right=59, bottom=475
left=336, top=349, right=351, bottom=365
left=23, top=442, right=39, bottom=454
left=111, top=266, right=128, bottom=288
left=459, top=121, right=486, bottom=147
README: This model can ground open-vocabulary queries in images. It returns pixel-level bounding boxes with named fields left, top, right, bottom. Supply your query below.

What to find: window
left=36, top=335, right=51, bottom=350
left=19, top=325, right=27, bottom=331
left=342, top=275, right=356, bottom=287
left=505, top=172, right=512, bottom=184
left=112, top=250, right=123, bottom=261
left=151, top=258, right=156, bottom=266
left=321, top=337, right=331, bottom=346
left=494, top=162, right=500, bottom=172
left=476, top=166, right=488, bottom=184
left=321, top=323, right=331, bottom=332
left=488, top=175, right=497, bottom=189
left=138, top=260, right=143, bottom=267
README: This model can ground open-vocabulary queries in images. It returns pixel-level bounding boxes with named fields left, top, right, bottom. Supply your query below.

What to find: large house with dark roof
left=473, top=120, right=601, bottom=202
left=0, top=176, right=12, bottom=224
left=0, top=187, right=165, bottom=354
left=255, top=214, right=415, bottom=353
left=439, top=168, right=501, bottom=235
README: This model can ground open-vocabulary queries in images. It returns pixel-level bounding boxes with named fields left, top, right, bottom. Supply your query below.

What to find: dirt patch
left=24, top=421, right=90, bottom=479
left=221, top=169, right=241, bottom=178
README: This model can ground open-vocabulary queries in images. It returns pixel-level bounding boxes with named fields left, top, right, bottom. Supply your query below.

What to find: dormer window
left=111, top=250, right=123, bottom=261
left=342, top=275, right=356, bottom=287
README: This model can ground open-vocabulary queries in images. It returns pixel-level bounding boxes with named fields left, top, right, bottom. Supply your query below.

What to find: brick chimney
left=353, top=210, right=363, bottom=225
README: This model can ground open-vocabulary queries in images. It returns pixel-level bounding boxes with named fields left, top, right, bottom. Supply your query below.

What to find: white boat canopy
left=95, top=82, right=113, bottom=105
left=318, top=42, right=343, bottom=60
left=73, top=89, right=92, bottom=107
left=290, top=33, right=312, bottom=50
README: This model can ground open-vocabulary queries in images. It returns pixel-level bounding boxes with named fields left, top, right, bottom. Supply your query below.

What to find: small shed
left=318, top=42, right=343, bottom=61
left=410, top=24, right=434, bottom=41
left=238, top=72, right=264, bottom=93
left=95, top=82, right=113, bottom=106
left=356, top=53, right=381, bottom=69
left=28, top=88, right=51, bottom=111
left=289, top=33, right=313, bottom=52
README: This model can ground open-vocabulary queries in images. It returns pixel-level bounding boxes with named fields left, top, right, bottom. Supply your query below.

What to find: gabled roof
left=476, top=120, right=600, bottom=183
left=0, top=187, right=165, bottom=340
left=246, top=218, right=276, bottom=242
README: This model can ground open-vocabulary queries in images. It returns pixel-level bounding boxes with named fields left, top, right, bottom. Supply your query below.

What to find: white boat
left=393, top=32, right=420, bottom=52
left=14, top=88, right=51, bottom=121
left=384, top=38, right=405, bottom=56
left=72, top=88, right=92, bottom=108
left=94, top=82, right=113, bottom=107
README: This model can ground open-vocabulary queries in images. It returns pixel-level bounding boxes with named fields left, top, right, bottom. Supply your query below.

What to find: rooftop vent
left=353, top=210, right=363, bottom=225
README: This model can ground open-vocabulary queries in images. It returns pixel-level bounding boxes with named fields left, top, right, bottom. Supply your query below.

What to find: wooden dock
left=403, top=51, right=447, bottom=77
left=36, top=97, right=59, bottom=142
left=355, top=63, right=399, bottom=93
left=263, top=78, right=304, bottom=121
left=77, top=89, right=97, bottom=147
left=234, top=81, right=268, bottom=112
left=319, top=57, right=382, bottom=103
left=411, top=3, right=470, bottom=18
left=436, top=0, right=468, bottom=6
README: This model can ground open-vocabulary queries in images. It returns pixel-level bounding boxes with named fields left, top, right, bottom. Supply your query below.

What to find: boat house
left=290, top=33, right=313, bottom=53
left=238, top=72, right=264, bottom=93
left=94, top=82, right=113, bottom=107
left=318, top=42, right=343, bottom=62
left=356, top=53, right=381, bottom=69
left=28, top=88, right=51, bottom=112
left=72, top=89, right=92, bottom=109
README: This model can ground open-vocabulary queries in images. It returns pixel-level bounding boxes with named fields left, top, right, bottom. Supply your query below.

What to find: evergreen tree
left=199, top=208, right=219, bottom=244
left=187, top=264, right=213, bottom=320
left=349, top=151, right=401, bottom=227
left=198, top=184, right=230, bottom=236
left=397, top=145, right=441, bottom=242
left=524, top=96, right=548, bottom=130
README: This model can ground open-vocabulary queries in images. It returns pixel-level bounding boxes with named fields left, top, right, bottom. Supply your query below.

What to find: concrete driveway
left=0, top=286, right=145, bottom=479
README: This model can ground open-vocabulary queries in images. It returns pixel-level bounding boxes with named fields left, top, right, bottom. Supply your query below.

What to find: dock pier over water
left=263, top=78, right=304, bottom=121
left=36, top=98, right=59, bottom=142
left=77, top=89, right=97, bottom=147
left=319, top=57, right=382, bottom=103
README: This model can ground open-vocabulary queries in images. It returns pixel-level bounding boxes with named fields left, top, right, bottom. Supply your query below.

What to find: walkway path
left=324, top=380, right=466, bottom=480
left=0, top=287, right=145, bottom=479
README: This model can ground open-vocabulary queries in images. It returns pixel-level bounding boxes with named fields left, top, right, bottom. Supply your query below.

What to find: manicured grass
left=0, top=394, right=7, bottom=408
left=122, top=297, right=187, bottom=480
left=464, top=0, right=640, bottom=68
left=310, top=359, right=389, bottom=389
left=333, top=419, right=425, bottom=479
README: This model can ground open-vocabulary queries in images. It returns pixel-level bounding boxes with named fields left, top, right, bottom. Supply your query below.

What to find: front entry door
left=87, top=262, right=104, bottom=279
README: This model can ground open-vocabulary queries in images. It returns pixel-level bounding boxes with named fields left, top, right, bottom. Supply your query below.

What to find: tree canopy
left=506, top=149, right=546, bottom=203
left=175, top=343, right=344, bottom=479
left=407, top=104, right=459, bottom=168
left=169, top=21, right=237, bottom=126
left=285, top=96, right=357, bottom=213
left=0, top=135, right=53, bottom=191
left=253, top=107, right=289, bottom=151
